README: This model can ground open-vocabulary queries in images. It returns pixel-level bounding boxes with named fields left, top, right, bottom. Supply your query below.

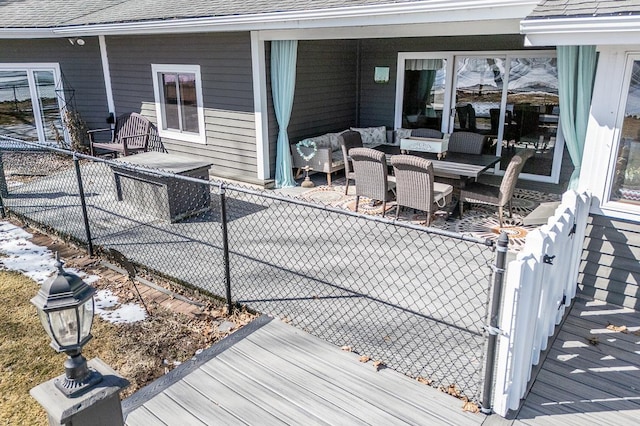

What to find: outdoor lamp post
left=30, top=257, right=102, bottom=397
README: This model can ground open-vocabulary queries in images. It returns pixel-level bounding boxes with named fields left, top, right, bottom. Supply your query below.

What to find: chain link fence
left=0, top=137, right=500, bottom=402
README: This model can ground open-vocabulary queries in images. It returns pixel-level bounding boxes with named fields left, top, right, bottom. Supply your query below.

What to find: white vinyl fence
left=492, top=190, right=592, bottom=416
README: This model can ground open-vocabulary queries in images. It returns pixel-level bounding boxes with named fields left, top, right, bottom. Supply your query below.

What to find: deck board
left=124, top=317, right=483, bottom=426
left=515, top=295, right=640, bottom=425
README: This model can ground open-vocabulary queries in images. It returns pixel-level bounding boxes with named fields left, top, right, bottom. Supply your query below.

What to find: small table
left=111, top=152, right=212, bottom=223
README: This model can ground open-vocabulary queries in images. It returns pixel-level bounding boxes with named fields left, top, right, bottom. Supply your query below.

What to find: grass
left=0, top=271, right=64, bottom=425
left=0, top=267, right=248, bottom=425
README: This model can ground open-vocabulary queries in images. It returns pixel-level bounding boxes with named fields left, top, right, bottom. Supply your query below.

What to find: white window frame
left=599, top=52, right=640, bottom=218
left=0, top=62, right=65, bottom=144
left=395, top=50, right=564, bottom=184
left=151, top=64, right=206, bottom=144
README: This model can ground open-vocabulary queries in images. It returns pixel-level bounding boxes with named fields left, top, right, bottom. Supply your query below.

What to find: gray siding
left=580, top=215, right=640, bottom=310
left=0, top=37, right=109, bottom=131
left=288, top=39, right=358, bottom=139
left=106, top=33, right=258, bottom=181
left=358, top=35, right=531, bottom=128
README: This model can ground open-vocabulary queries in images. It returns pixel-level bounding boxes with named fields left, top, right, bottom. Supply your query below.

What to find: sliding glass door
left=0, top=64, right=64, bottom=143
left=396, top=51, right=563, bottom=183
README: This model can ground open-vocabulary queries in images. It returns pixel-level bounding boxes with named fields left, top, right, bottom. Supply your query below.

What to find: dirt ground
left=0, top=220, right=257, bottom=425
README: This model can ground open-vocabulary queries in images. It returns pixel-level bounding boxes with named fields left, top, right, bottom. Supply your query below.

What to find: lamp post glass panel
left=31, top=258, right=102, bottom=397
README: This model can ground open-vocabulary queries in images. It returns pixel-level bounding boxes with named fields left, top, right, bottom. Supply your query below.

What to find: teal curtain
left=417, top=70, right=436, bottom=112
left=271, top=40, right=298, bottom=188
left=557, top=45, right=597, bottom=189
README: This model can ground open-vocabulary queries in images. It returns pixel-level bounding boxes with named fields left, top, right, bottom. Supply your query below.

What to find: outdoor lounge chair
left=88, top=112, right=151, bottom=157
left=391, top=155, right=453, bottom=226
left=340, top=130, right=364, bottom=195
left=349, top=147, right=395, bottom=217
left=459, top=149, right=534, bottom=227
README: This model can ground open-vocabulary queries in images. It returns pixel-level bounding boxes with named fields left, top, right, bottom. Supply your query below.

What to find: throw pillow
left=394, top=128, right=412, bottom=144
left=327, top=131, right=346, bottom=151
left=311, top=134, right=332, bottom=149
left=350, top=126, right=386, bottom=146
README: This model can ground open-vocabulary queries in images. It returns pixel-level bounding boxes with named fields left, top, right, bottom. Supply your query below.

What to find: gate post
left=481, top=231, right=509, bottom=414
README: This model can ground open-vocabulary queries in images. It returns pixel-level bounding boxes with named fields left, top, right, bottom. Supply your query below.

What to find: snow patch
left=0, top=221, right=146, bottom=324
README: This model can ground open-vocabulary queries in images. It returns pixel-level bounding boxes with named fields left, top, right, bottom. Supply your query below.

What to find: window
left=609, top=59, right=640, bottom=206
left=151, top=64, right=205, bottom=144
left=396, top=51, right=562, bottom=183
left=0, top=64, right=64, bottom=143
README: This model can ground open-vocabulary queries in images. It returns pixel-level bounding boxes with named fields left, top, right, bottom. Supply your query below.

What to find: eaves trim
left=47, top=0, right=538, bottom=36
left=521, top=15, right=640, bottom=46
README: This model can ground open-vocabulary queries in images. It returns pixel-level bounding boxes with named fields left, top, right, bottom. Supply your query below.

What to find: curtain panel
left=557, top=45, right=597, bottom=190
left=271, top=40, right=298, bottom=188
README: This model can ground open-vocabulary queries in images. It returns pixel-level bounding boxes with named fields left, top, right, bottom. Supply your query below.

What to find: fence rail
left=492, top=190, right=592, bottom=416
left=0, top=137, right=501, bottom=403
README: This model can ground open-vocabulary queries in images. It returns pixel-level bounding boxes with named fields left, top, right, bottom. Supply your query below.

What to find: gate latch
left=543, top=254, right=555, bottom=265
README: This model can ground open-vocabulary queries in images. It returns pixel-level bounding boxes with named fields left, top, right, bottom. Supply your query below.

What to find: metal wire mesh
left=0, top=137, right=497, bottom=401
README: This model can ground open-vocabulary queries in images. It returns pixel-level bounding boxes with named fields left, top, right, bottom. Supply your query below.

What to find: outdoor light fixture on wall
left=374, top=66, right=390, bottom=84
left=30, top=256, right=102, bottom=397
left=68, top=38, right=85, bottom=46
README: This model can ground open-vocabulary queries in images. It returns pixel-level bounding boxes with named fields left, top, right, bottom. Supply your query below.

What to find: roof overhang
left=522, top=15, right=640, bottom=46
left=0, top=0, right=538, bottom=39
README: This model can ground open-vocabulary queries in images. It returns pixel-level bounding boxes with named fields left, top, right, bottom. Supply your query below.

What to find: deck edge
left=121, top=315, right=273, bottom=418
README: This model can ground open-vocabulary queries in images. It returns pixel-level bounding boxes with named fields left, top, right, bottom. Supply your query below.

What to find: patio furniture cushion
left=350, top=126, right=387, bottom=145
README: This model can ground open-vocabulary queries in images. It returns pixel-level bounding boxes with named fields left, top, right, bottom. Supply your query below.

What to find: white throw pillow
left=350, top=126, right=386, bottom=146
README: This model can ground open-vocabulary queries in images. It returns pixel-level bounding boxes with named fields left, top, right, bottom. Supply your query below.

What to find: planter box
left=400, top=136, right=449, bottom=159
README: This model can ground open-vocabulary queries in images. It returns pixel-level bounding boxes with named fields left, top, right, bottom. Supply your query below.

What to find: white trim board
left=522, top=15, right=640, bottom=46
left=251, top=32, right=270, bottom=181
left=99, top=35, right=116, bottom=118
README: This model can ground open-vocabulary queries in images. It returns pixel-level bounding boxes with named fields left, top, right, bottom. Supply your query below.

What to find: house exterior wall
left=105, top=32, right=258, bottom=181
left=284, top=39, right=358, bottom=142
left=0, top=37, right=109, bottom=131
left=580, top=215, right=640, bottom=310
left=579, top=45, right=639, bottom=309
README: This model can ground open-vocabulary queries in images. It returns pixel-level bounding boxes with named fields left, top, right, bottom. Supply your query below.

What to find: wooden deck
left=122, top=316, right=484, bottom=425
left=512, top=295, right=640, bottom=425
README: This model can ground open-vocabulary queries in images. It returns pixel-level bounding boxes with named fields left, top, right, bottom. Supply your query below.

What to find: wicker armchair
left=410, top=128, right=444, bottom=139
left=340, top=130, right=364, bottom=195
left=349, top=147, right=395, bottom=217
left=459, top=149, right=534, bottom=226
left=448, top=131, right=486, bottom=155
left=391, top=155, right=454, bottom=225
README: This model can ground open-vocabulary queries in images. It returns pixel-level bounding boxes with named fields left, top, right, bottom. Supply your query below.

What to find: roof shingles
left=528, top=0, right=640, bottom=19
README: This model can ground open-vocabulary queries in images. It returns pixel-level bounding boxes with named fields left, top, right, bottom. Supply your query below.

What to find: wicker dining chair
left=448, top=131, right=486, bottom=155
left=410, top=128, right=444, bottom=139
left=391, top=155, right=454, bottom=226
left=349, top=147, right=395, bottom=217
left=340, top=130, right=364, bottom=195
left=459, top=149, right=534, bottom=227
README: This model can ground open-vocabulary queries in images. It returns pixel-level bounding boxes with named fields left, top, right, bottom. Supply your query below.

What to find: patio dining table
left=371, top=144, right=500, bottom=187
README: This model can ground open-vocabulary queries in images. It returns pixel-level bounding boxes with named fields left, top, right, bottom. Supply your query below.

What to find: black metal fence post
left=73, top=153, right=93, bottom=256
left=219, top=183, right=233, bottom=311
left=481, top=231, right=509, bottom=414
left=0, top=152, right=7, bottom=218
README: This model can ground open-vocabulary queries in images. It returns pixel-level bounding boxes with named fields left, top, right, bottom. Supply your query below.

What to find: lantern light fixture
left=30, top=255, right=102, bottom=397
